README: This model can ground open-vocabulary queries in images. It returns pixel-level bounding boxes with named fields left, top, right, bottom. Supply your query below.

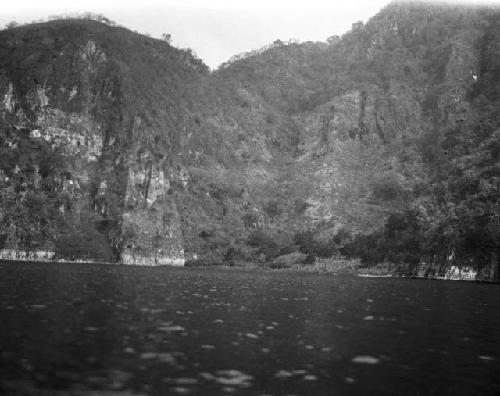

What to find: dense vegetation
left=336, top=2, right=500, bottom=278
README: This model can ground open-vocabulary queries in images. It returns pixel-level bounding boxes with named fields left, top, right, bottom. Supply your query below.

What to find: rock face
left=122, top=165, right=184, bottom=265
left=0, top=4, right=499, bottom=278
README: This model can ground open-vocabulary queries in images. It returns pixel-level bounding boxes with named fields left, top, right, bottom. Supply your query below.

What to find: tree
left=5, top=21, right=19, bottom=30
left=161, top=33, right=172, bottom=44
left=55, top=215, right=113, bottom=262
left=263, top=200, right=281, bottom=219
left=327, top=35, right=340, bottom=45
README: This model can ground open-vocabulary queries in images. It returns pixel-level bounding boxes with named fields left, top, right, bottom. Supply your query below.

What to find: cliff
left=0, top=18, right=206, bottom=264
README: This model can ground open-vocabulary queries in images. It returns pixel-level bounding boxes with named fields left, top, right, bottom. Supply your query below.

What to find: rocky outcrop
left=121, top=165, right=185, bottom=265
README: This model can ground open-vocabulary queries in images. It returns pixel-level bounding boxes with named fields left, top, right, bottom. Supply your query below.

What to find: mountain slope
left=209, top=1, right=500, bottom=278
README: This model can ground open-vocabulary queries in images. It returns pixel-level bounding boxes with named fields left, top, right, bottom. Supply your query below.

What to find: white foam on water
left=171, top=387, right=190, bottom=395
left=172, top=378, right=198, bottom=385
left=83, top=326, right=98, bottom=332
left=352, top=355, right=381, bottom=364
left=275, top=370, right=293, bottom=379
left=30, top=304, right=48, bottom=309
left=157, top=325, right=185, bottom=332
left=214, top=370, right=253, bottom=387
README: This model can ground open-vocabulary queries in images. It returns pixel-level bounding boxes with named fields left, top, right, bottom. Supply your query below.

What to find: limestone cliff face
left=121, top=164, right=184, bottom=265
left=282, top=85, right=424, bottom=238
left=0, top=20, right=205, bottom=264
left=0, top=53, right=107, bottom=249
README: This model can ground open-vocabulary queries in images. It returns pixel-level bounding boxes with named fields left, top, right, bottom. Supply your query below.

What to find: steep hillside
left=0, top=18, right=208, bottom=263
left=1, top=2, right=499, bottom=280
left=209, top=1, right=500, bottom=278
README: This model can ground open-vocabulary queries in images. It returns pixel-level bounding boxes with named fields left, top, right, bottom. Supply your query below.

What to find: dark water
left=0, top=262, right=499, bottom=395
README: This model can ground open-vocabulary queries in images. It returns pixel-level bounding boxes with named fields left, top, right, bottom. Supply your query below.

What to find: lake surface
left=0, top=262, right=499, bottom=395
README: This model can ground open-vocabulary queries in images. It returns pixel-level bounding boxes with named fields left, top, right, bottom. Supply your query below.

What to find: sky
left=1, top=0, right=500, bottom=69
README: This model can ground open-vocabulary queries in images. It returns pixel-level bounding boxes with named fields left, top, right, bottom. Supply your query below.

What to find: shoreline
left=2, top=258, right=498, bottom=284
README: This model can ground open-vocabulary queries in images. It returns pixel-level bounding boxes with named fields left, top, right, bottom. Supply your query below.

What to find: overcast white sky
left=1, top=0, right=499, bottom=69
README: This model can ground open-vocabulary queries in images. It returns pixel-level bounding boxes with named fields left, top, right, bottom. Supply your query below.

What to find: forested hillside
left=0, top=2, right=499, bottom=279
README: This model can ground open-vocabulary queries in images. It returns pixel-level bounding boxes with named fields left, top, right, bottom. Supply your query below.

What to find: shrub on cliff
left=293, top=230, right=339, bottom=258
left=342, top=210, right=425, bottom=266
left=271, top=252, right=307, bottom=269
left=55, top=222, right=112, bottom=262
left=263, top=200, right=282, bottom=219
left=247, top=229, right=283, bottom=260
left=370, top=175, right=408, bottom=203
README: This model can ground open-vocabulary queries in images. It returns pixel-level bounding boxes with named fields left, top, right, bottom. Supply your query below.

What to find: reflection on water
left=0, top=262, right=499, bottom=395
